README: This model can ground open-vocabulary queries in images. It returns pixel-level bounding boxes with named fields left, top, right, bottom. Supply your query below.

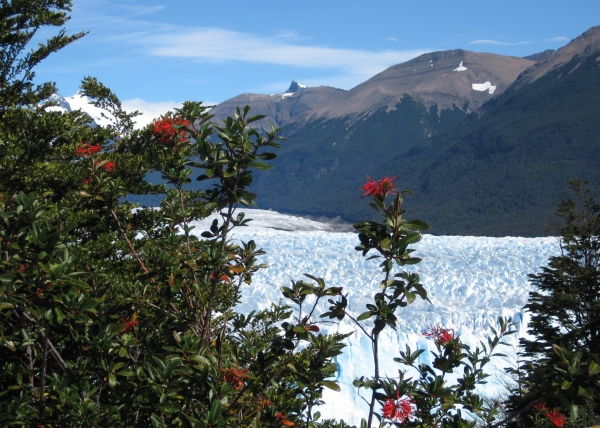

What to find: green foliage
left=313, top=178, right=513, bottom=427
left=506, top=180, right=600, bottom=426
left=0, top=84, right=351, bottom=425
left=0, top=0, right=86, bottom=111
left=0, top=7, right=351, bottom=423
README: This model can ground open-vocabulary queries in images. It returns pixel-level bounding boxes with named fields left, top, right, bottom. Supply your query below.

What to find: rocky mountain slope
left=248, top=25, right=600, bottom=236
left=291, top=50, right=533, bottom=124
left=512, top=25, right=600, bottom=88
left=209, top=81, right=346, bottom=131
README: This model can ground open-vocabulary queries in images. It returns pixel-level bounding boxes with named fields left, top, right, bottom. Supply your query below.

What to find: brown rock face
left=209, top=85, right=346, bottom=132
left=209, top=50, right=535, bottom=131
left=295, top=50, right=534, bottom=124
left=513, top=25, right=600, bottom=89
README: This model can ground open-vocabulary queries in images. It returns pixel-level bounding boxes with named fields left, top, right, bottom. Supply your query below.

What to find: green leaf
left=0, top=302, right=14, bottom=310
left=590, top=360, right=600, bottom=374
left=405, top=219, right=431, bottom=230
left=248, top=161, right=273, bottom=170
left=357, top=311, right=372, bottom=321
left=246, top=114, right=267, bottom=124
left=561, top=379, right=573, bottom=390
left=405, top=231, right=422, bottom=244
left=320, top=380, right=340, bottom=391
left=190, top=355, right=211, bottom=366
left=108, top=373, right=117, bottom=388
left=80, top=299, right=98, bottom=312
left=54, top=307, right=66, bottom=323
left=207, top=399, right=221, bottom=423
left=150, top=414, right=162, bottom=427
left=577, top=386, right=593, bottom=399
left=0, top=275, right=16, bottom=284
left=381, top=238, right=391, bottom=249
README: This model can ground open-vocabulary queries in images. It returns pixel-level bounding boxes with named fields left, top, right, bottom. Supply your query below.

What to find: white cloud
left=119, top=4, right=166, bottom=15
left=67, top=3, right=428, bottom=93
left=385, top=37, right=399, bottom=42
left=121, top=98, right=184, bottom=129
left=147, top=28, right=424, bottom=73
left=548, top=36, right=568, bottom=42
left=468, top=39, right=533, bottom=46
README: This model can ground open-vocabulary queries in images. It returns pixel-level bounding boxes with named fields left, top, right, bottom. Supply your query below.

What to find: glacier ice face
left=191, top=210, right=558, bottom=424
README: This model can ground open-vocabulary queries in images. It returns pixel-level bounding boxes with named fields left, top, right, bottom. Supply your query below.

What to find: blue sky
left=33, top=0, right=600, bottom=123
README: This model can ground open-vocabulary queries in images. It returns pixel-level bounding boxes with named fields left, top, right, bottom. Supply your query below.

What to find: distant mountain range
left=54, top=25, right=600, bottom=236
left=210, top=50, right=535, bottom=131
left=210, top=25, right=600, bottom=237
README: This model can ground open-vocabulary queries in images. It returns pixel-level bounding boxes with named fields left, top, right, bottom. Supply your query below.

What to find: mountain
left=292, top=50, right=533, bottom=123
left=522, top=49, right=556, bottom=62
left=513, top=25, right=600, bottom=88
left=208, top=81, right=347, bottom=131
left=247, top=50, right=535, bottom=226
left=45, top=92, right=112, bottom=127
left=383, top=26, right=600, bottom=236
left=50, top=26, right=600, bottom=238
left=246, top=26, right=600, bottom=237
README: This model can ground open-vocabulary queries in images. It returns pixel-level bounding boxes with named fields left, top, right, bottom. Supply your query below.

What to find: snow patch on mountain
left=45, top=93, right=176, bottom=129
left=453, top=60, right=467, bottom=72
left=190, top=209, right=559, bottom=423
left=472, top=81, right=497, bottom=94
left=285, top=80, right=307, bottom=93
left=46, top=93, right=113, bottom=127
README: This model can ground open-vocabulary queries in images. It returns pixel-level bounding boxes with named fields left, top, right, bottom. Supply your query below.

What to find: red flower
left=103, top=161, right=116, bottom=172
left=275, top=412, right=295, bottom=426
left=423, top=325, right=454, bottom=345
left=94, top=160, right=116, bottom=172
left=75, top=143, right=100, bottom=157
left=361, top=175, right=397, bottom=199
left=220, top=366, right=249, bottom=391
left=545, top=409, right=566, bottom=427
left=121, top=315, right=138, bottom=333
left=382, top=397, right=414, bottom=423
left=152, top=116, right=191, bottom=144
left=533, top=401, right=549, bottom=411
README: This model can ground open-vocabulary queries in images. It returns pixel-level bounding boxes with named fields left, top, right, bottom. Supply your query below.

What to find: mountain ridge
left=247, top=24, right=600, bottom=236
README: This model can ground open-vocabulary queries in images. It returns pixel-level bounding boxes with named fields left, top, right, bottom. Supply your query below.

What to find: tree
left=508, top=179, right=600, bottom=425
left=0, top=0, right=86, bottom=111
left=0, top=3, right=349, bottom=425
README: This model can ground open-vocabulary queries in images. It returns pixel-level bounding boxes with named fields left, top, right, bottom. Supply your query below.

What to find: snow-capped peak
left=44, top=92, right=114, bottom=128
left=285, top=80, right=307, bottom=93
left=453, top=60, right=467, bottom=72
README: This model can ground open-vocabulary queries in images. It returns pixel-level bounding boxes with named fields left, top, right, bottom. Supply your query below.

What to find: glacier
left=190, top=209, right=558, bottom=424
